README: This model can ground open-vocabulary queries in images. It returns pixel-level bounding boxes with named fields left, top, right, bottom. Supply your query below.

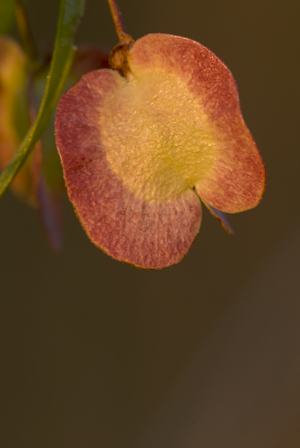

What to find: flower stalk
left=107, top=0, right=134, bottom=75
left=107, top=0, right=128, bottom=44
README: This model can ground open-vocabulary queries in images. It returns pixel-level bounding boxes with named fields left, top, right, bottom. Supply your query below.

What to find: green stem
left=0, top=0, right=85, bottom=199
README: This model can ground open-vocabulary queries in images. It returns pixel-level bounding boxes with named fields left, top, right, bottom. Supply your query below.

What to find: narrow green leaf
left=0, top=0, right=85, bottom=198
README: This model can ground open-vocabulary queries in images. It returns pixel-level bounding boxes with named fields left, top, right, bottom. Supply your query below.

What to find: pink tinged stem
left=107, top=0, right=128, bottom=44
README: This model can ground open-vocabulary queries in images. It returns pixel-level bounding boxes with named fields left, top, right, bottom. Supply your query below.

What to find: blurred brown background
left=1, top=0, right=299, bottom=447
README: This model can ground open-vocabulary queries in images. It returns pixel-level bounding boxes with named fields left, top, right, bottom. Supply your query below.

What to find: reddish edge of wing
left=129, top=34, right=266, bottom=213
left=55, top=70, right=202, bottom=269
